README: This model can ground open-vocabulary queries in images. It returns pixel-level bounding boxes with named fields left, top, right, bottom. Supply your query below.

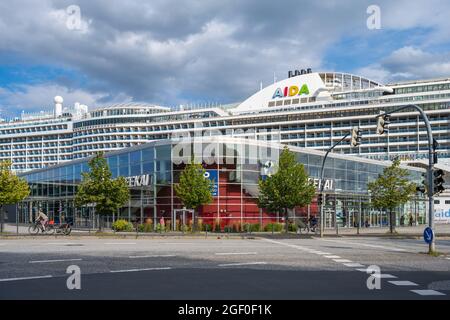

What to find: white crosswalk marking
left=388, top=281, right=418, bottom=286
left=355, top=269, right=397, bottom=279
left=411, top=289, right=446, bottom=296
left=110, top=267, right=171, bottom=273
left=372, top=274, right=397, bottom=279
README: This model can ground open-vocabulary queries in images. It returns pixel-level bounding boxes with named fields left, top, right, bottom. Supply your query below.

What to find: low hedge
left=263, top=223, right=283, bottom=232
left=112, top=219, right=133, bottom=232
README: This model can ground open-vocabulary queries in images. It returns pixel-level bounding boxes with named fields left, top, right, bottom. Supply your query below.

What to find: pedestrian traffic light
left=416, top=184, right=426, bottom=194
left=350, top=127, right=362, bottom=147
left=376, top=114, right=390, bottom=135
left=433, top=169, right=445, bottom=194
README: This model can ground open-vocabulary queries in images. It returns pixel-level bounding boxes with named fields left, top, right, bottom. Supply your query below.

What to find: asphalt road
left=0, top=236, right=449, bottom=299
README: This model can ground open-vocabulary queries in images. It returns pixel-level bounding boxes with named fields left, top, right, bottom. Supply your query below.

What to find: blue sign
left=204, top=170, right=218, bottom=196
left=423, top=227, right=434, bottom=244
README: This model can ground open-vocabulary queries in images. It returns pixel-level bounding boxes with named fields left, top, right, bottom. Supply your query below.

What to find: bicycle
left=28, top=221, right=55, bottom=235
left=297, top=222, right=318, bottom=234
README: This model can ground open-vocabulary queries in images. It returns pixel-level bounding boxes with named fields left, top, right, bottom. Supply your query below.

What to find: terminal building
left=1, top=69, right=449, bottom=227
left=12, top=137, right=427, bottom=230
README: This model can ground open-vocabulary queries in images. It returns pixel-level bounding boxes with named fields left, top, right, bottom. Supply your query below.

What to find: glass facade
left=16, top=138, right=427, bottom=231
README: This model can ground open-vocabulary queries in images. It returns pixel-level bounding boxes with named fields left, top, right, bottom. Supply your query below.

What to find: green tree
left=174, top=161, right=213, bottom=232
left=75, top=152, right=130, bottom=231
left=367, top=158, right=416, bottom=233
left=0, top=161, right=30, bottom=233
left=257, top=146, right=316, bottom=233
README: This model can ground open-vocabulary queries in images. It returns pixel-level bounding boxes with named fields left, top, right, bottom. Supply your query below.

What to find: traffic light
left=416, top=173, right=427, bottom=194
left=317, top=194, right=323, bottom=205
left=433, top=139, right=439, bottom=164
left=376, top=114, right=390, bottom=135
left=433, top=169, right=445, bottom=194
left=350, top=127, right=362, bottom=147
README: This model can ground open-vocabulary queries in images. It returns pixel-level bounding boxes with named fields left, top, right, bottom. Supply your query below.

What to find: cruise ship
left=1, top=70, right=450, bottom=173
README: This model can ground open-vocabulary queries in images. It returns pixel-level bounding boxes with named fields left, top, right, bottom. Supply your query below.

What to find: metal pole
left=16, top=204, right=19, bottom=235
left=320, top=133, right=350, bottom=237
left=376, top=104, right=435, bottom=253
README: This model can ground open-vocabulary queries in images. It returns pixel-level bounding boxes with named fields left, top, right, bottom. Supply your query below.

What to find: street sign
left=423, top=227, right=434, bottom=244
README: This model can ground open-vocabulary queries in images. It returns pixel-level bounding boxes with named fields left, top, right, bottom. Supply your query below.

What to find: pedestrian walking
left=400, top=215, right=405, bottom=226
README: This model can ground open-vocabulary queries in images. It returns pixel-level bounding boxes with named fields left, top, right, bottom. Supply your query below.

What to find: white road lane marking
left=410, top=289, right=446, bottom=296
left=332, top=259, right=353, bottom=263
left=162, top=243, right=196, bottom=245
left=215, top=252, right=258, bottom=255
left=218, top=262, right=267, bottom=267
left=45, top=242, right=79, bottom=245
left=314, top=252, right=331, bottom=255
left=110, top=267, right=171, bottom=273
left=104, top=243, right=136, bottom=245
left=389, top=281, right=419, bottom=286
left=129, top=255, right=176, bottom=258
left=343, top=263, right=365, bottom=267
left=318, top=239, right=407, bottom=252
left=0, top=275, right=53, bottom=282
left=324, top=255, right=341, bottom=259
left=29, top=258, right=82, bottom=264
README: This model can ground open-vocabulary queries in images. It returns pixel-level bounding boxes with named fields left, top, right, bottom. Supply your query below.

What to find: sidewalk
left=2, top=223, right=450, bottom=238
left=322, top=224, right=450, bottom=237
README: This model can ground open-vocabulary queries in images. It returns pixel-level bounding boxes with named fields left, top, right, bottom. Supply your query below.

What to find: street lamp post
left=375, top=104, right=436, bottom=253
left=319, top=133, right=350, bottom=238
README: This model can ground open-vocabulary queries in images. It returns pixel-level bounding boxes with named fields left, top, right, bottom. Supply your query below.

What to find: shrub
left=156, top=223, right=166, bottom=232
left=202, top=224, right=212, bottom=232
left=251, top=223, right=261, bottom=232
left=143, top=223, right=153, bottom=232
left=288, top=223, right=298, bottom=232
left=112, top=219, right=133, bottom=232
left=223, top=225, right=234, bottom=233
left=180, top=224, right=190, bottom=232
left=137, top=224, right=145, bottom=232
left=197, top=218, right=203, bottom=232
left=264, top=223, right=283, bottom=232
left=214, top=223, right=221, bottom=232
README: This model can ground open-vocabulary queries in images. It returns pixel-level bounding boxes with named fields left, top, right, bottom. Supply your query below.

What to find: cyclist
left=36, top=209, right=49, bottom=232
left=309, top=216, right=318, bottom=232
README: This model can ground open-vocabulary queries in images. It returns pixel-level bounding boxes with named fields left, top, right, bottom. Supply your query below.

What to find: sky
left=0, top=0, right=450, bottom=117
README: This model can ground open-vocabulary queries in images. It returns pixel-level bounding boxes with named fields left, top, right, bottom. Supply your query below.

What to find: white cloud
left=356, top=46, right=450, bottom=83
left=0, top=0, right=450, bottom=115
left=0, top=84, right=124, bottom=116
